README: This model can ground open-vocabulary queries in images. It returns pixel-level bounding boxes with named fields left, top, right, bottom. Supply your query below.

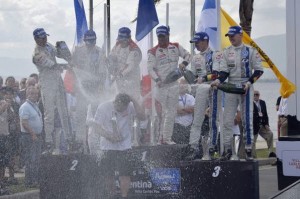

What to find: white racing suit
left=148, top=42, right=191, bottom=143
left=109, top=41, right=147, bottom=146
left=109, top=40, right=142, bottom=101
left=72, top=45, right=107, bottom=152
left=219, top=44, right=263, bottom=152
left=189, top=48, right=223, bottom=150
left=32, top=43, right=71, bottom=146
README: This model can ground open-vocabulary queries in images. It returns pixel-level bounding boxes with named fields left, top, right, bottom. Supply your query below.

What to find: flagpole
left=190, top=0, right=195, bottom=55
left=104, top=3, right=107, bottom=56
left=107, top=0, right=111, bottom=52
left=166, top=3, right=169, bottom=26
left=89, top=0, right=93, bottom=30
left=216, top=0, right=224, bottom=155
left=216, top=0, right=221, bottom=51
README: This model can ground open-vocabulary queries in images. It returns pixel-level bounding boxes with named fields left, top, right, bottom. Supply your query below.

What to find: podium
left=276, top=137, right=300, bottom=190
left=39, top=154, right=103, bottom=199
left=40, top=145, right=259, bottom=199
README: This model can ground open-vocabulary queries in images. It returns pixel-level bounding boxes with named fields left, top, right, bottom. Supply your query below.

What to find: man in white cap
left=189, top=32, right=223, bottom=160
left=148, top=25, right=191, bottom=145
left=211, top=26, right=264, bottom=160
left=32, top=28, right=71, bottom=154
left=72, top=29, right=107, bottom=153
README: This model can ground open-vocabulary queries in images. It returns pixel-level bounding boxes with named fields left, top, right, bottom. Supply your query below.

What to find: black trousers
left=172, top=123, right=191, bottom=144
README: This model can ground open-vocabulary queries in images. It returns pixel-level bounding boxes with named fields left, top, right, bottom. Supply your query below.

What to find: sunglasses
left=254, top=94, right=260, bottom=96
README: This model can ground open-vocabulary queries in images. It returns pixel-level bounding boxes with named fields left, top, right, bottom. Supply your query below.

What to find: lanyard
left=179, top=95, right=187, bottom=107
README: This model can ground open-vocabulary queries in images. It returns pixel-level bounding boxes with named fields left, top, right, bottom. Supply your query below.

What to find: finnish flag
left=197, top=0, right=218, bottom=50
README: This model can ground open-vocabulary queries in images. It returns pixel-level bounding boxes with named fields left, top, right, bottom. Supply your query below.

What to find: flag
left=197, top=0, right=218, bottom=50
left=220, top=8, right=296, bottom=98
left=137, top=35, right=153, bottom=109
left=135, top=0, right=159, bottom=108
left=64, top=0, right=88, bottom=93
left=197, top=0, right=296, bottom=98
left=135, top=0, right=159, bottom=41
left=74, top=0, right=88, bottom=45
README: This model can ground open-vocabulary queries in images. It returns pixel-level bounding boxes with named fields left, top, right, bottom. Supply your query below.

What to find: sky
left=0, top=0, right=286, bottom=75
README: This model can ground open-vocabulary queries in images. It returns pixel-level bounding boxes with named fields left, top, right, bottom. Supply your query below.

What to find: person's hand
left=244, top=81, right=251, bottom=91
left=210, top=79, right=220, bottom=88
left=179, top=63, right=186, bottom=70
left=243, top=81, right=251, bottom=95
left=177, top=108, right=186, bottom=115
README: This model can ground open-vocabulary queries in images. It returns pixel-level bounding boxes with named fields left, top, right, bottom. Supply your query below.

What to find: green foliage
left=6, top=178, right=37, bottom=194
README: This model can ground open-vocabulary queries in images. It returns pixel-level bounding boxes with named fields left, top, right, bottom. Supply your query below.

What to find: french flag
left=135, top=0, right=159, bottom=108
left=74, top=0, right=88, bottom=45
left=64, top=0, right=88, bottom=93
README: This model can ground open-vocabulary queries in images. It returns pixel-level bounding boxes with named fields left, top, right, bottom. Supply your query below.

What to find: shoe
left=245, top=149, right=253, bottom=161
left=202, top=148, right=214, bottom=160
left=161, top=140, right=176, bottom=145
left=220, top=149, right=232, bottom=161
left=268, top=152, right=277, bottom=158
left=201, top=154, right=211, bottom=160
left=230, top=154, right=240, bottom=161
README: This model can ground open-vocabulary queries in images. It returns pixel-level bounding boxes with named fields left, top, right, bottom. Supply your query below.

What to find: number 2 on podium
left=70, top=160, right=78, bottom=171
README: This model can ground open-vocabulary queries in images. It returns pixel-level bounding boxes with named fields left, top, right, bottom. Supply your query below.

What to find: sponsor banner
left=282, top=150, right=300, bottom=176
left=117, top=167, right=181, bottom=195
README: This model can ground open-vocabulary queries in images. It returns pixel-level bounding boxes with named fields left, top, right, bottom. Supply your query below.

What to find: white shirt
left=175, top=93, right=195, bottom=127
left=94, top=101, right=135, bottom=151
left=277, top=98, right=288, bottom=116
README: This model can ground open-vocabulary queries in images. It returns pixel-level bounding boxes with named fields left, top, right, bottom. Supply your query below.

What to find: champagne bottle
left=163, top=68, right=183, bottom=84
left=111, top=112, right=123, bottom=141
left=56, top=41, right=72, bottom=62
left=182, top=68, right=197, bottom=84
left=217, top=82, right=246, bottom=94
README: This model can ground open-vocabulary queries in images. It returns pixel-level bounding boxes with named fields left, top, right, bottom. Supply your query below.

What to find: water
left=252, top=81, right=280, bottom=142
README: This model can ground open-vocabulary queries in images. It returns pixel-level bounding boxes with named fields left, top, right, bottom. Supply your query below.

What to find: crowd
left=0, top=24, right=281, bottom=198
